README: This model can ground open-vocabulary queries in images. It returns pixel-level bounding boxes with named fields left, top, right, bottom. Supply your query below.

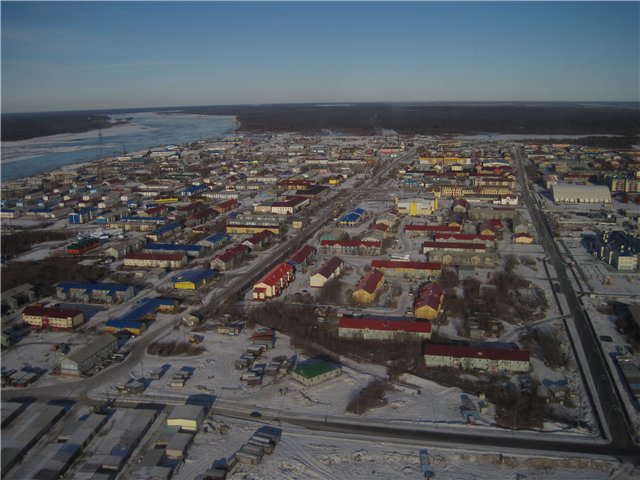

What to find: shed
left=167, top=404, right=205, bottom=432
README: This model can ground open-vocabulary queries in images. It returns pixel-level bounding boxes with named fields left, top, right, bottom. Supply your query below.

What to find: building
left=105, top=319, right=146, bottom=336
left=242, top=230, right=274, bottom=251
left=271, top=196, right=309, bottom=215
left=423, top=241, right=497, bottom=268
left=423, top=343, right=530, bottom=373
left=551, top=183, right=611, bottom=204
left=338, top=316, right=432, bottom=341
left=172, top=269, right=217, bottom=289
left=352, top=269, right=384, bottom=304
left=370, top=260, right=441, bottom=279
left=404, top=224, right=462, bottom=237
left=287, top=245, right=317, bottom=271
left=598, top=230, right=640, bottom=271
left=143, top=243, right=204, bottom=258
left=55, top=282, right=135, bottom=304
left=252, top=263, right=295, bottom=301
left=197, top=232, right=231, bottom=250
left=66, top=238, right=101, bottom=255
left=292, top=358, right=342, bottom=387
left=211, top=244, right=249, bottom=271
left=414, top=282, right=444, bottom=321
left=166, top=404, right=205, bottom=432
left=60, top=333, right=118, bottom=375
left=309, top=256, right=344, bottom=288
left=320, top=240, right=382, bottom=256
left=22, top=305, right=84, bottom=330
left=213, top=199, right=238, bottom=214
left=395, top=196, right=438, bottom=216
left=124, top=252, right=187, bottom=269
left=337, top=208, right=366, bottom=227
left=145, top=222, right=182, bottom=242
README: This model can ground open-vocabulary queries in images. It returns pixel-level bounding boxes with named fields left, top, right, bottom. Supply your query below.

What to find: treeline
left=2, top=112, right=113, bottom=141
left=1, top=230, right=74, bottom=258
left=178, top=103, right=640, bottom=142
left=1, top=258, right=106, bottom=297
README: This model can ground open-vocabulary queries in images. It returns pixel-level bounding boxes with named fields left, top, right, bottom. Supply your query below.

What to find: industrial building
left=551, top=183, right=612, bottom=204
left=60, top=333, right=118, bottom=375
left=172, top=269, right=218, bottom=289
left=395, top=196, right=438, bottom=216
left=22, top=305, right=84, bottom=330
left=166, top=404, right=206, bottom=432
left=292, top=358, right=342, bottom=387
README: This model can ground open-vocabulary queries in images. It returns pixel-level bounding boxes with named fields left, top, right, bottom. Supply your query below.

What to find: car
left=249, top=411, right=262, bottom=418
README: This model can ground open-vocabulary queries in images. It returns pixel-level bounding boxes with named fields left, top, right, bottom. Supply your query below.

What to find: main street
left=514, top=146, right=637, bottom=451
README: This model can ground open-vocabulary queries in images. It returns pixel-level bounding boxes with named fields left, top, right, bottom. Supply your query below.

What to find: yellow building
left=415, top=282, right=444, bottom=321
left=167, top=404, right=205, bottom=432
left=395, top=196, right=438, bottom=216
left=173, top=269, right=217, bottom=290
left=226, top=225, right=281, bottom=235
left=351, top=269, right=384, bottom=304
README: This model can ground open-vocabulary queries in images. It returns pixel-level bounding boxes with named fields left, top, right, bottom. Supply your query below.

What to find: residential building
left=124, top=252, right=187, bottom=269
left=414, top=282, right=444, bottom=321
left=211, top=244, right=249, bottom=271
left=60, top=334, right=118, bottom=375
left=309, top=256, right=344, bottom=288
left=352, top=269, right=384, bottom=304
left=292, top=358, right=342, bottom=387
left=253, top=263, right=295, bottom=301
left=423, top=343, right=530, bottom=373
left=22, top=306, right=84, bottom=330
left=320, top=240, right=382, bottom=256
left=55, top=282, right=135, bottom=304
left=172, top=269, right=217, bottom=289
left=338, top=316, right=432, bottom=340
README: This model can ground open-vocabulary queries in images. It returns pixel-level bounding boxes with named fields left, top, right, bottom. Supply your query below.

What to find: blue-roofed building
left=105, top=319, right=146, bottom=336
left=338, top=208, right=366, bottom=227
left=120, top=216, right=167, bottom=224
left=181, top=184, right=208, bottom=197
left=143, top=243, right=204, bottom=258
left=55, top=282, right=135, bottom=304
left=145, top=222, right=182, bottom=242
left=107, top=297, right=179, bottom=335
left=68, top=206, right=98, bottom=224
left=197, top=232, right=231, bottom=250
left=173, top=269, right=217, bottom=289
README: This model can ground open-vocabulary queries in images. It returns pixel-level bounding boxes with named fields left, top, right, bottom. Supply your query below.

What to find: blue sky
left=2, top=1, right=638, bottom=113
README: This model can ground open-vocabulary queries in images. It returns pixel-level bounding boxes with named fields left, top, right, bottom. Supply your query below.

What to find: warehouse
left=172, top=269, right=218, bottom=289
left=22, top=305, right=84, bottom=330
left=60, top=333, right=117, bottom=375
left=292, top=358, right=342, bottom=387
left=551, top=183, right=611, bottom=204
left=166, top=404, right=205, bottom=432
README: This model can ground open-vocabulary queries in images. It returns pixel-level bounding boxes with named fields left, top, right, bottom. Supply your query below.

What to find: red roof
left=321, top=240, right=382, bottom=248
left=314, top=256, right=344, bottom=278
left=355, top=269, right=384, bottom=294
left=272, top=196, right=307, bottom=208
left=190, top=208, right=217, bottom=220
left=125, top=252, right=184, bottom=261
left=257, top=262, right=294, bottom=286
left=23, top=305, right=83, bottom=319
left=423, top=343, right=530, bottom=362
left=404, top=224, right=462, bottom=233
left=371, top=223, right=389, bottom=232
left=289, top=244, right=316, bottom=264
left=338, top=316, right=432, bottom=333
left=423, top=241, right=486, bottom=251
left=215, top=199, right=238, bottom=211
left=215, top=244, right=248, bottom=263
left=415, top=282, right=444, bottom=310
left=245, top=230, right=274, bottom=245
left=371, top=260, right=442, bottom=271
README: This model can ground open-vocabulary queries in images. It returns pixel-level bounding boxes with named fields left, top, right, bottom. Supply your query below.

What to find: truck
left=419, top=449, right=434, bottom=477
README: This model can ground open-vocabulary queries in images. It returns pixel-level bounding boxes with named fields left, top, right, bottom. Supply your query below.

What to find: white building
left=551, top=183, right=611, bottom=204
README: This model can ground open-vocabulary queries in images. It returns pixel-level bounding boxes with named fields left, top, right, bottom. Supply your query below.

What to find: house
left=242, top=230, right=274, bottom=251
left=211, top=244, right=249, bottom=271
left=414, top=282, right=444, bottom=321
left=370, top=260, right=441, bottom=279
left=143, top=243, right=204, bottom=258
left=172, top=269, right=217, bottom=289
left=145, top=222, right=182, bottom=242
left=22, top=305, right=84, bottom=330
left=337, top=208, right=366, bottom=227
left=361, top=229, right=386, bottom=243
left=352, top=269, right=384, bottom=304
left=292, top=358, right=342, bottom=387
left=309, top=256, right=344, bottom=288
left=423, top=241, right=497, bottom=268
left=270, top=196, right=309, bottom=215
left=124, top=252, right=187, bottom=269
left=252, top=263, right=295, bottom=301
left=513, top=233, right=534, bottom=244
left=213, top=199, right=238, bottom=214
left=338, top=316, right=432, bottom=341
left=197, top=232, right=231, bottom=250
left=423, top=343, right=530, bottom=373
left=55, top=282, right=135, bottom=304
left=288, top=245, right=317, bottom=272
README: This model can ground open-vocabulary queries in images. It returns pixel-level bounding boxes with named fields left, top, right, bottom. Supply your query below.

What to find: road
left=514, top=146, right=638, bottom=451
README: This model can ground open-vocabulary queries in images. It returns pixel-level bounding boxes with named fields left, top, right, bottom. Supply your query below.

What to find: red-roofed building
left=352, top=269, right=384, bottom=304
left=371, top=260, right=442, bottom=279
left=211, top=244, right=249, bottom=271
left=22, top=305, right=84, bottom=330
left=124, top=252, right=187, bottom=269
left=320, top=240, right=382, bottom=256
left=288, top=244, right=317, bottom=270
left=271, top=196, right=309, bottom=215
left=434, top=233, right=496, bottom=247
left=253, top=263, right=295, bottom=301
left=187, top=207, right=218, bottom=226
left=423, top=343, right=530, bottom=373
left=213, top=199, right=238, bottom=214
left=338, top=316, right=432, bottom=341
left=415, top=282, right=444, bottom=321
left=310, top=256, right=344, bottom=288
left=242, top=230, right=274, bottom=251
left=423, top=241, right=487, bottom=253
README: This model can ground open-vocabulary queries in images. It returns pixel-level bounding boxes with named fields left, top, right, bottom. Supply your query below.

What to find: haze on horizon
left=2, top=1, right=638, bottom=114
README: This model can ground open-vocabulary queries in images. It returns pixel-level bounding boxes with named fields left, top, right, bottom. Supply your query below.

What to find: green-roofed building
left=291, top=358, right=341, bottom=387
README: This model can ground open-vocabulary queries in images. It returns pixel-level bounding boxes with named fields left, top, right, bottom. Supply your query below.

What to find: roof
left=257, top=263, right=294, bottom=286
left=338, top=212, right=362, bottom=223
left=151, top=222, right=181, bottom=235
left=22, top=305, right=83, bottom=319
left=338, top=316, right=432, bottom=333
left=289, top=245, right=316, bottom=264
left=422, top=241, right=486, bottom=251
left=434, top=233, right=495, bottom=242
left=415, top=282, right=444, bottom=310
left=66, top=333, right=117, bottom=364
left=244, top=230, right=274, bottom=245
left=404, top=224, right=462, bottom=233
left=321, top=240, right=382, bottom=248
left=168, top=404, right=205, bottom=421
left=355, top=269, right=384, bottom=294
left=125, top=252, right=185, bottom=261
left=145, top=243, right=203, bottom=252
left=552, top=183, right=612, bottom=198
left=293, top=358, right=339, bottom=379
left=314, top=256, right=344, bottom=278
left=371, top=260, right=442, bottom=271
left=214, top=244, right=248, bottom=263
left=114, top=297, right=177, bottom=324
left=423, top=343, right=530, bottom=362
left=56, top=282, right=132, bottom=293
left=204, top=232, right=229, bottom=243
left=172, top=269, right=217, bottom=284
left=105, top=319, right=144, bottom=330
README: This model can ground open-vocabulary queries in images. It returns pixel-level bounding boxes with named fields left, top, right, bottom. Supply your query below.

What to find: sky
left=1, top=1, right=639, bottom=113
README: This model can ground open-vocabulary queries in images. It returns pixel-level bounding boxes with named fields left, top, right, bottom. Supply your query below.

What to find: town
left=1, top=133, right=639, bottom=479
